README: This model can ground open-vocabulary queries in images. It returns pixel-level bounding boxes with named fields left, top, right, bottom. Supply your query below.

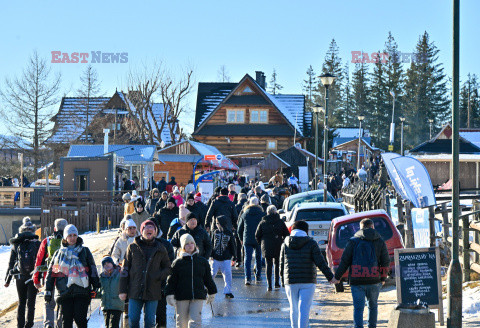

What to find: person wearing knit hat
left=111, top=219, right=139, bottom=265
left=45, top=224, right=100, bottom=328
left=32, top=217, right=70, bottom=326
left=6, top=217, right=41, bottom=328
left=165, top=233, right=217, bottom=328
left=119, top=216, right=171, bottom=328
left=170, top=212, right=212, bottom=259
left=185, top=193, right=207, bottom=229
left=172, top=188, right=184, bottom=206
left=99, top=255, right=123, bottom=328
left=166, top=204, right=190, bottom=240
left=123, top=192, right=135, bottom=217
left=194, top=192, right=202, bottom=203
left=131, top=198, right=149, bottom=228
left=153, top=196, right=179, bottom=239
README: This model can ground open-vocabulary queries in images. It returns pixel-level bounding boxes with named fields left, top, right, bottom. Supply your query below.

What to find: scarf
left=53, top=244, right=89, bottom=289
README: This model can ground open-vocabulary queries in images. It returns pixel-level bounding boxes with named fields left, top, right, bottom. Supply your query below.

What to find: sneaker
left=255, top=277, right=262, bottom=284
left=267, top=286, right=272, bottom=291
left=225, top=293, right=235, bottom=299
left=245, top=280, right=251, bottom=285
left=274, top=284, right=281, bottom=289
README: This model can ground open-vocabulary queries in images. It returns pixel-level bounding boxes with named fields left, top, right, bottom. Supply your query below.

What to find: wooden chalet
left=192, top=71, right=310, bottom=157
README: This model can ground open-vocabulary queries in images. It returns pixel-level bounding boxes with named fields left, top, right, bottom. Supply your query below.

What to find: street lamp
left=429, top=119, right=434, bottom=139
left=400, top=117, right=406, bottom=156
left=389, top=90, right=396, bottom=150
left=319, top=73, right=336, bottom=202
left=357, top=115, right=365, bottom=170
left=312, top=104, right=324, bottom=190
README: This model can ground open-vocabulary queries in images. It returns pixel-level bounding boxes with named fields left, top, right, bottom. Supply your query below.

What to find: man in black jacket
left=205, top=188, right=238, bottom=232
left=170, top=213, right=212, bottom=259
left=153, top=197, right=179, bottom=239
left=185, top=194, right=206, bottom=228
left=334, top=218, right=390, bottom=328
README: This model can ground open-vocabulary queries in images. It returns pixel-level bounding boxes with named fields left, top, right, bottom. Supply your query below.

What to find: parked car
left=278, top=189, right=336, bottom=221
left=286, top=203, right=348, bottom=250
left=326, top=209, right=404, bottom=292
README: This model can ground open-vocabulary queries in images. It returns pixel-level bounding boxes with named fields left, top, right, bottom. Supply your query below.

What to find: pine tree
left=316, top=39, right=344, bottom=127
left=269, top=68, right=283, bottom=95
left=351, top=59, right=370, bottom=132
left=369, top=50, right=390, bottom=149
left=342, top=63, right=355, bottom=125
left=460, top=74, right=480, bottom=128
left=403, top=32, right=450, bottom=147
left=302, top=65, right=317, bottom=109
left=77, top=65, right=102, bottom=142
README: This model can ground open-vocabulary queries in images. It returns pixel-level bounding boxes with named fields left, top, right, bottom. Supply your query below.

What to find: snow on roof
left=67, top=144, right=156, bottom=163
left=45, top=97, right=109, bottom=144
left=197, top=90, right=234, bottom=127
left=411, top=153, right=480, bottom=161
left=333, top=127, right=370, bottom=138
left=272, top=94, right=306, bottom=134
left=460, top=131, right=480, bottom=149
left=188, top=140, right=222, bottom=157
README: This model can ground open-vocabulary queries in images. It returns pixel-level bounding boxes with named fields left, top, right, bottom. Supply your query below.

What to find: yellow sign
left=388, top=145, right=394, bottom=151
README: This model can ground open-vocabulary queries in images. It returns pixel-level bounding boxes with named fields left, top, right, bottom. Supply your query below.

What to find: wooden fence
left=0, top=187, right=34, bottom=207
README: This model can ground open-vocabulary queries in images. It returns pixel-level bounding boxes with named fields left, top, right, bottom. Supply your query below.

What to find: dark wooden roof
left=194, top=124, right=295, bottom=136
left=410, top=138, right=480, bottom=154
left=194, top=82, right=237, bottom=129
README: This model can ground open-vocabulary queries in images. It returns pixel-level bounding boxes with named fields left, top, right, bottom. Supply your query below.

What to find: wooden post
left=96, top=213, right=100, bottom=234
left=429, top=206, right=436, bottom=247
left=404, top=202, right=415, bottom=248
left=474, top=223, right=480, bottom=265
left=463, top=213, right=471, bottom=282
left=441, top=202, right=450, bottom=245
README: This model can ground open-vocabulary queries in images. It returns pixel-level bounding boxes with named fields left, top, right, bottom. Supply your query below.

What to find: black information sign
left=394, top=247, right=443, bottom=325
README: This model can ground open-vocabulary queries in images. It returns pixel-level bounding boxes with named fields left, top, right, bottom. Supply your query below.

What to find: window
left=267, top=140, right=277, bottom=150
left=250, top=109, right=268, bottom=123
left=226, top=109, right=245, bottom=123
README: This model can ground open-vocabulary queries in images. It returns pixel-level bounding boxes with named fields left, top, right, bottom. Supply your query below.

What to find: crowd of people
left=5, top=175, right=390, bottom=328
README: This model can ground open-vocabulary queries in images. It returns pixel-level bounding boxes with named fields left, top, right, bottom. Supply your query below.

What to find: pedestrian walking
left=255, top=205, right=290, bottom=291
left=111, top=219, right=139, bottom=265
left=154, top=191, right=169, bottom=213
left=145, top=188, right=160, bottom=215
left=280, top=220, right=336, bottom=328
left=166, top=204, right=190, bottom=240
left=153, top=197, right=179, bottom=239
left=333, top=218, right=390, bottom=328
left=165, top=234, right=217, bottom=328
left=237, top=197, right=264, bottom=285
left=171, top=213, right=212, bottom=258
left=131, top=199, right=149, bottom=229
left=98, top=256, right=124, bottom=328
left=166, top=177, right=177, bottom=194
left=205, top=188, right=238, bottom=233
left=172, top=189, right=184, bottom=206
left=123, top=193, right=135, bottom=216
left=119, top=220, right=172, bottom=328
left=33, top=218, right=68, bottom=328
left=155, top=227, right=175, bottom=328
left=260, top=194, right=270, bottom=212
left=5, top=217, right=41, bottom=328
left=211, top=215, right=236, bottom=299
left=45, top=224, right=100, bottom=328
left=185, top=194, right=206, bottom=228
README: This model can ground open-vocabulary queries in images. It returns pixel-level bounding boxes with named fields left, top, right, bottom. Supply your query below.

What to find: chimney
left=103, top=128, right=110, bottom=154
left=255, top=71, right=266, bottom=89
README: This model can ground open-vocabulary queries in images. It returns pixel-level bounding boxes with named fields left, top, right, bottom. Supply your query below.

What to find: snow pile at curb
left=462, top=282, right=480, bottom=318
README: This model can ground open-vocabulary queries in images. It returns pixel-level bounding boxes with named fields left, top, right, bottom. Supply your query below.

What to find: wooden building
left=156, top=140, right=239, bottom=186
left=192, top=72, right=310, bottom=156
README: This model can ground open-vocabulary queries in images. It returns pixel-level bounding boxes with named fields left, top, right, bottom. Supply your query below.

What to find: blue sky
left=1, top=0, right=478, bottom=135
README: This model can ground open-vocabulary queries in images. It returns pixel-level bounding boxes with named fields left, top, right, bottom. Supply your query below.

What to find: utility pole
left=447, top=0, right=462, bottom=327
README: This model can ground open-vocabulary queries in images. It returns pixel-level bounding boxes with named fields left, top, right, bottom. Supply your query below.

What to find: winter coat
left=6, top=232, right=40, bottom=282
left=153, top=206, right=179, bottom=239
left=235, top=198, right=248, bottom=218
left=119, top=236, right=171, bottom=301
left=131, top=210, right=149, bottom=229
left=158, top=238, right=175, bottom=263
left=164, top=252, right=217, bottom=301
left=270, top=194, right=283, bottom=210
left=261, top=202, right=269, bottom=213
left=171, top=225, right=212, bottom=259
left=158, top=179, right=167, bottom=193
left=186, top=202, right=207, bottom=228
left=45, top=238, right=100, bottom=303
left=111, top=232, right=138, bottom=265
left=255, top=213, right=290, bottom=258
left=280, top=233, right=333, bottom=285
left=33, top=233, right=61, bottom=285
left=172, top=194, right=184, bottom=206
left=167, top=219, right=183, bottom=241
left=211, top=228, right=235, bottom=261
left=99, top=268, right=124, bottom=311
left=237, top=205, right=264, bottom=246
left=145, top=197, right=160, bottom=215
left=205, top=195, right=238, bottom=231
left=154, top=198, right=168, bottom=213
left=334, top=228, right=390, bottom=285
left=124, top=202, right=135, bottom=216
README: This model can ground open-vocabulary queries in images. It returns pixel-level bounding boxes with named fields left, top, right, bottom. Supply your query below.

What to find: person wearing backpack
left=33, top=218, right=68, bottom=328
left=4, top=217, right=41, bottom=328
left=334, top=218, right=390, bottom=328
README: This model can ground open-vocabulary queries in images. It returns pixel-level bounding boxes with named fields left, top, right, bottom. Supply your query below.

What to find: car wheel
left=334, top=281, right=344, bottom=293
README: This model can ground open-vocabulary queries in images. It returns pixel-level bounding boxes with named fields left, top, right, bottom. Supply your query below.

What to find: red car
left=325, top=209, right=404, bottom=292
